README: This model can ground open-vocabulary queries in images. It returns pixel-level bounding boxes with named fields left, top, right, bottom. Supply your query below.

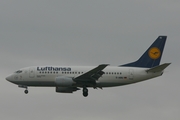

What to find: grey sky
left=0, top=1, right=179, bottom=120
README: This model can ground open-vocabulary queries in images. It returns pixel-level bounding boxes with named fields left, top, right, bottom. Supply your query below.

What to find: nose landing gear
left=24, top=89, right=28, bottom=94
left=18, top=85, right=28, bottom=94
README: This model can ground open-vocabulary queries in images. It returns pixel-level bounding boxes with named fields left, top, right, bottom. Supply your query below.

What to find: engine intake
left=55, top=76, right=75, bottom=87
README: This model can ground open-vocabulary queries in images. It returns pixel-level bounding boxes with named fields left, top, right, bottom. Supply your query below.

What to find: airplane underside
left=15, top=79, right=146, bottom=97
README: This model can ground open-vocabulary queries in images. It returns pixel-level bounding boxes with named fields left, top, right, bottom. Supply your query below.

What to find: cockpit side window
left=15, top=70, right=23, bottom=73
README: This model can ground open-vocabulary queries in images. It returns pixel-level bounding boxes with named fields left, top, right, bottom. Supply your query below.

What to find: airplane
left=6, top=36, right=171, bottom=97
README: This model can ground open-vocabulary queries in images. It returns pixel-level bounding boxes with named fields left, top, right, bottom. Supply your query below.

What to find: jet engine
left=56, top=87, right=80, bottom=93
left=55, top=76, right=75, bottom=87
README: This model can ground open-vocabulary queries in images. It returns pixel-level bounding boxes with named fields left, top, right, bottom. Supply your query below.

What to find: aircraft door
left=129, top=69, right=134, bottom=80
left=29, top=68, right=35, bottom=78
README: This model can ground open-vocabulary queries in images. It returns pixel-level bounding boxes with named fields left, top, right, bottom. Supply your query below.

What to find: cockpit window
left=15, top=70, right=23, bottom=73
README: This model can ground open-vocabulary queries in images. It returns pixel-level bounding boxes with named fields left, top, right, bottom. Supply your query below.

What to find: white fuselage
left=7, top=66, right=162, bottom=88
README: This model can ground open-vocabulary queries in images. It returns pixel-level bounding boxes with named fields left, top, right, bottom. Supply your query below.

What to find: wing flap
left=90, top=70, right=105, bottom=80
left=74, top=64, right=109, bottom=83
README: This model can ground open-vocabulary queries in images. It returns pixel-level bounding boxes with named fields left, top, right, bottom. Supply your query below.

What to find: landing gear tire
left=83, top=92, right=88, bottom=97
left=24, top=89, right=28, bottom=94
left=83, top=87, right=88, bottom=97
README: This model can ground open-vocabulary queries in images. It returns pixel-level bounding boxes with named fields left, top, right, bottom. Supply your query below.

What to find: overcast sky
left=0, top=1, right=179, bottom=120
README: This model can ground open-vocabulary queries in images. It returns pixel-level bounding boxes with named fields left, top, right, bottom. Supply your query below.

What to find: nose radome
left=6, top=75, right=13, bottom=82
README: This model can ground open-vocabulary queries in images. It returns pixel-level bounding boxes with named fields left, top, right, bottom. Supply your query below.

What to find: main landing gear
left=83, top=87, right=88, bottom=97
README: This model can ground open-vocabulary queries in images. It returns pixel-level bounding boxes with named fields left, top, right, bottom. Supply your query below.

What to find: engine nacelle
left=56, top=87, right=80, bottom=93
left=55, top=76, right=75, bottom=87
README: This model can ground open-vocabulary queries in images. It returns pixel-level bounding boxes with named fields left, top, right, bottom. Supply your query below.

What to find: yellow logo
left=148, top=47, right=161, bottom=59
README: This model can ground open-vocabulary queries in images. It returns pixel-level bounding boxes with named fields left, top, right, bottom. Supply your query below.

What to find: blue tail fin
left=120, top=36, right=167, bottom=68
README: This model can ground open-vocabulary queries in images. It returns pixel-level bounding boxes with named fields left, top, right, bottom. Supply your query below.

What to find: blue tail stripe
left=120, top=36, right=167, bottom=68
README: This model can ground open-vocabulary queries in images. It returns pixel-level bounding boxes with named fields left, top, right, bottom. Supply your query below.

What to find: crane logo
left=148, top=47, right=161, bottom=59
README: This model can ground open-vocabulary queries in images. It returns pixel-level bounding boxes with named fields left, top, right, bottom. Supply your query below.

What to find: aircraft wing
left=74, top=64, right=109, bottom=84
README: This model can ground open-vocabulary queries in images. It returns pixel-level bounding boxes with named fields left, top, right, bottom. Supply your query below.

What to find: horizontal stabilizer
left=146, top=63, right=171, bottom=73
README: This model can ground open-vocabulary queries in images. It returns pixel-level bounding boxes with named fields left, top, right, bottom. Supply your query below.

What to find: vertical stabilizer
left=120, top=36, right=167, bottom=68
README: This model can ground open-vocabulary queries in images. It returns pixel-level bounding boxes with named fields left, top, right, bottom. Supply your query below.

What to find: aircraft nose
left=6, top=75, right=13, bottom=82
